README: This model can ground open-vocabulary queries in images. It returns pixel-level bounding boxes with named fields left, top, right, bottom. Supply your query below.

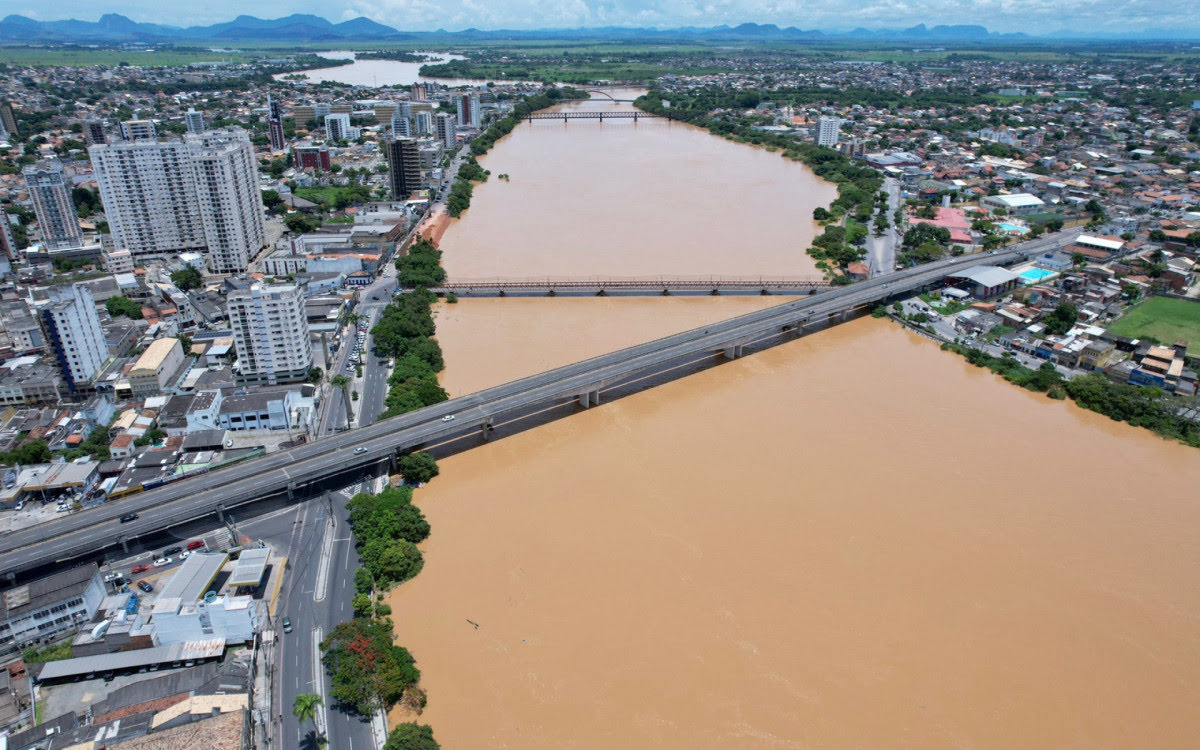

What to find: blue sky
left=6, top=0, right=1194, bottom=35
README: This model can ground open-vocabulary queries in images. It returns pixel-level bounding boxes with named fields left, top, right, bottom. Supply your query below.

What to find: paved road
left=0, top=229, right=1079, bottom=577
left=866, top=177, right=902, bottom=276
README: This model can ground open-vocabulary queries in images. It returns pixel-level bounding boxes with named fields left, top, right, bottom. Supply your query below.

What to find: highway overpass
left=0, top=230, right=1077, bottom=578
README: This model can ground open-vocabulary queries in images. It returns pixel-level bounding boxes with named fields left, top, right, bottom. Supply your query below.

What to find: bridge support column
left=286, top=482, right=296, bottom=502
left=119, top=536, right=129, bottom=553
left=481, top=420, right=493, bottom=442
left=723, top=345, right=744, bottom=360
left=590, top=389, right=600, bottom=406
left=216, top=504, right=226, bottom=523
left=579, top=391, right=591, bottom=408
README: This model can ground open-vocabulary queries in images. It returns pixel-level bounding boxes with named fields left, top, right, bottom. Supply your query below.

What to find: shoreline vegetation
left=446, top=86, right=589, bottom=219
left=890, top=313, right=1200, bottom=449
left=634, top=88, right=883, bottom=279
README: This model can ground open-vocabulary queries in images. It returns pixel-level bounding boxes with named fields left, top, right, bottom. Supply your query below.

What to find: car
left=153, top=557, right=172, bottom=567
left=120, top=513, right=139, bottom=523
left=180, top=550, right=192, bottom=560
left=186, top=540, right=206, bottom=551
left=103, top=572, right=123, bottom=583
left=56, top=505, right=70, bottom=513
left=137, top=580, right=153, bottom=593
left=162, top=546, right=182, bottom=556
left=441, top=414, right=455, bottom=422
left=282, top=617, right=293, bottom=634
left=354, top=447, right=368, bottom=454
left=13, top=501, right=23, bottom=511
left=131, top=564, right=150, bottom=574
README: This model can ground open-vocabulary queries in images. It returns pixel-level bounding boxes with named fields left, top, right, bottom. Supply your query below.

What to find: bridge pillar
left=723, top=345, right=744, bottom=360
left=599, top=112, right=603, bottom=122
left=578, top=391, right=591, bottom=408
left=216, top=504, right=226, bottom=523
left=286, top=482, right=296, bottom=502
left=590, top=389, right=601, bottom=406
left=119, top=536, right=129, bottom=553
left=481, top=420, right=493, bottom=442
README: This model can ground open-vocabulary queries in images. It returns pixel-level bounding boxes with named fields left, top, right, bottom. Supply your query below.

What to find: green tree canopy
left=384, top=724, right=440, bottom=750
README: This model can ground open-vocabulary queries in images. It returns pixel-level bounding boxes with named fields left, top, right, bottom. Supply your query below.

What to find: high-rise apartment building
left=227, top=283, right=312, bottom=385
left=325, top=113, right=351, bottom=142
left=816, top=116, right=840, bottom=148
left=435, top=113, right=457, bottom=150
left=456, top=94, right=482, bottom=128
left=22, top=159, right=83, bottom=250
left=90, top=139, right=205, bottom=259
left=119, top=119, right=157, bottom=141
left=386, top=138, right=421, bottom=200
left=391, top=110, right=412, bottom=137
left=414, top=111, right=433, bottom=136
left=410, top=83, right=427, bottom=101
left=0, top=101, right=17, bottom=135
left=0, top=215, right=17, bottom=261
left=83, top=119, right=107, bottom=146
left=185, top=129, right=266, bottom=273
left=267, top=96, right=285, bottom=151
left=89, top=128, right=264, bottom=271
left=41, top=283, right=107, bottom=393
left=184, top=108, right=205, bottom=134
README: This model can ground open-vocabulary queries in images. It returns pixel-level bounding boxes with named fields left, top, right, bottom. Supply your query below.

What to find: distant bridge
left=584, top=89, right=640, bottom=103
left=527, top=110, right=664, bottom=122
left=432, top=276, right=832, bottom=297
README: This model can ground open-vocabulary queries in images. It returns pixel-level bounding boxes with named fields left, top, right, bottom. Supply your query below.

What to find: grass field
left=1108, top=296, right=1200, bottom=346
left=0, top=46, right=259, bottom=66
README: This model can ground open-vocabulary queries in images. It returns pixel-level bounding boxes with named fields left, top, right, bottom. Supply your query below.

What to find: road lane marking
left=312, top=626, right=328, bottom=737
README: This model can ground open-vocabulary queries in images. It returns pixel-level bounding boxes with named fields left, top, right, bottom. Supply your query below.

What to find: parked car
left=120, top=513, right=139, bottom=523
left=103, top=572, right=122, bottom=583
left=162, top=546, right=182, bottom=556
left=131, top=564, right=150, bottom=574
left=186, top=540, right=206, bottom=551
left=136, top=580, right=153, bottom=593
left=153, top=557, right=172, bottom=567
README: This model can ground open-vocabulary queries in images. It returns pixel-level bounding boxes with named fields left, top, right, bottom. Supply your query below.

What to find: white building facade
left=817, top=116, right=840, bottom=148
left=41, top=283, right=108, bottom=393
left=227, top=283, right=312, bottom=384
left=22, top=159, right=83, bottom=250
left=185, top=129, right=266, bottom=273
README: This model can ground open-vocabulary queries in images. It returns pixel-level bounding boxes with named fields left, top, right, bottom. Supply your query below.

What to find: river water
left=279, top=50, right=481, bottom=87
left=385, top=94, right=1200, bottom=748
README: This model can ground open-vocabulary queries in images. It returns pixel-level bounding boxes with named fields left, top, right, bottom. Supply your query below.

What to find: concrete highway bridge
left=0, top=231, right=1077, bottom=579
left=433, top=276, right=832, bottom=297
left=527, top=111, right=663, bottom=121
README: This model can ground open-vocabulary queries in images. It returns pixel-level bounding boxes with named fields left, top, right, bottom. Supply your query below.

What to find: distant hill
left=0, top=13, right=1193, bottom=43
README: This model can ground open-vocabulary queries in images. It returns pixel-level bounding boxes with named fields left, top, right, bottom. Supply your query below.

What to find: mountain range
left=0, top=14, right=1195, bottom=43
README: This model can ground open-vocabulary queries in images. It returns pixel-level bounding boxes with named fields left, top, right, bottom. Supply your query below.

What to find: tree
left=170, top=266, right=203, bottom=291
left=285, top=213, right=321, bottom=234
left=1148, top=229, right=1167, bottom=242
left=352, top=593, right=373, bottom=617
left=1043, top=302, right=1079, bottom=336
left=293, top=692, right=324, bottom=747
left=384, top=724, right=440, bottom=750
left=105, top=296, right=143, bottom=319
left=812, top=207, right=830, bottom=221
left=398, top=452, right=439, bottom=484
left=321, top=618, right=420, bottom=714
left=261, top=189, right=283, bottom=210
left=1046, top=217, right=1065, bottom=232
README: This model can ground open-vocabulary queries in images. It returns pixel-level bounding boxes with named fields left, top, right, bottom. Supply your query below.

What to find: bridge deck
left=433, top=277, right=831, bottom=297
left=0, top=232, right=1080, bottom=577
left=527, top=111, right=662, bottom=120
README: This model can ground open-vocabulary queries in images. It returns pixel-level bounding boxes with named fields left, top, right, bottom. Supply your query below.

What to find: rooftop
left=151, top=553, right=228, bottom=615
left=0, top=564, right=98, bottom=620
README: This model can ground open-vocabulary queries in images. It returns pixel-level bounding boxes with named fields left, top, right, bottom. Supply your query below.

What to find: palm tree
left=293, top=693, right=324, bottom=746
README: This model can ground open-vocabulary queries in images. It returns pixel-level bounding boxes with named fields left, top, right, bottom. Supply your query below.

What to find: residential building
left=90, top=138, right=206, bottom=258
left=414, top=110, right=433, bottom=136
left=185, top=129, right=266, bottom=273
left=119, top=119, right=157, bottom=141
left=0, top=100, right=16, bottom=135
left=457, top=93, right=481, bottom=128
left=0, top=565, right=105, bottom=650
left=41, top=283, right=108, bottom=393
left=0, top=214, right=17, bottom=261
left=267, top=96, right=285, bottom=151
left=149, top=554, right=259, bottom=645
left=128, top=337, right=186, bottom=397
left=186, top=387, right=312, bottom=432
left=227, top=283, right=312, bottom=384
left=90, top=129, right=264, bottom=271
left=325, top=113, right=351, bottom=142
left=391, top=111, right=412, bottom=137
left=385, top=137, right=421, bottom=200
left=410, top=83, right=427, bottom=101
left=184, top=108, right=205, bottom=134
left=293, top=145, right=331, bottom=171
left=817, top=116, right=840, bottom=148
left=22, top=159, right=83, bottom=250
left=83, top=119, right=107, bottom=146
left=102, top=248, right=134, bottom=274
left=981, top=193, right=1046, bottom=216
left=435, top=113, right=457, bottom=150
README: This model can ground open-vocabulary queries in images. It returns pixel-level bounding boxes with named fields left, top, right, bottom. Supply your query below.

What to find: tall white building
left=456, top=94, right=481, bottom=128
left=816, top=116, right=840, bottom=148
left=184, top=108, right=205, bottom=134
left=185, top=129, right=266, bottom=273
left=90, top=139, right=206, bottom=259
left=227, top=283, right=312, bottom=385
left=414, top=111, right=433, bottom=136
left=89, top=128, right=264, bottom=272
left=119, top=119, right=157, bottom=141
left=22, top=159, right=83, bottom=250
left=435, top=113, right=457, bottom=150
left=41, top=283, right=107, bottom=392
left=325, top=113, right=352, bottom=142
left=391, top=111, right=412, bottom=137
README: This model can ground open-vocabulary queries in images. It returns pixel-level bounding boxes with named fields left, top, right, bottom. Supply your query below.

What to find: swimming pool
left=1019, top=268, right=1056, bottom=283
left=997, top=223, right=1029, bottom=234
